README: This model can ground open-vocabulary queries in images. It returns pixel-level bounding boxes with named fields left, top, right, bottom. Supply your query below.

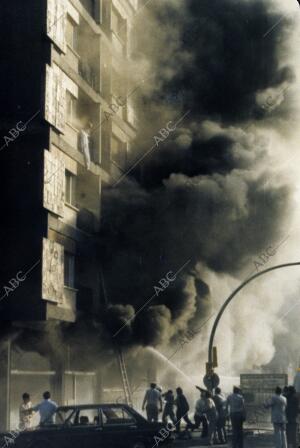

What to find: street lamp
left=204, top=262, right=300, bottom=391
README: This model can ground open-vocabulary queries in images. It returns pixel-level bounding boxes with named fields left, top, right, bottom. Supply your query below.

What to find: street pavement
left=173, top=431, right=274, bottom=447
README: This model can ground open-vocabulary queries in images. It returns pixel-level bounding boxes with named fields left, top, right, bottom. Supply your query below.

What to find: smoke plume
left=99, top=0, right=297, bottom=378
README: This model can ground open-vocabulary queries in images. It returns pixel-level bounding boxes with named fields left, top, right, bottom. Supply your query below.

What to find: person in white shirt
left=213, top=387, right=227, bottom=444
left=227, top=386, right=246, bottom=448
left=265, top=386, right=287, bottom=448
left=204, top=391, right=218, bottom=446
left=142, top=383, right=162, bottom=423
left=31, top=391, right=58, bottom=426
left=194, top=389, right=208, bottom=438
left=80, top=122, right=93, bottom=170
left=19, top=393, right=33, bottom=430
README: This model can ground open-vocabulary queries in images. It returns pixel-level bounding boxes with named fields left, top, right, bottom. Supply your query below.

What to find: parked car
left=0, top=403, right=174, bottom=448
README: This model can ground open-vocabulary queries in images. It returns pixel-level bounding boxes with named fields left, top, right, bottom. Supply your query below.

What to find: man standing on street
left=286, top=386, right=299, bottom=448
left=204, top=390, right=218, bottom=446
left=19, top=393, right=33, bottom=430
left=194, top=389, right=208, bottom=438
left=142, top=383, right=162, bottom=423
left=213, top=387, right=227, bottom=444
left=265, top=386, right=287, bottom=448
left=227, top=386, right=246, bottom=448
left=30, top=391, right=58, bottom=426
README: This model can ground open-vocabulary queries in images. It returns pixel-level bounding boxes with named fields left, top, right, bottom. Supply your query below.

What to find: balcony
left=77, top=207, right=96, bottom=234
left=78, top=60, right=99, bottom=93
left=65, top=122, right=79, bottom=152
left=64, top=86, right=101, bottom=164
left=76, top=165, right=101, bottom=232
left=79, top=0, right=97, bottom=21
left=111, top=5, right=127, bottom=55
left=126, top=101, right=137, bottom=128
left=65, top=8, right=100, bottom=93
left=111, top=31, right=126, bottom=55
left=64, top=202, right=79, bottom=228
left=66, top=44, right=80, bottom=73
left=63, top=286, right=78, bottom=316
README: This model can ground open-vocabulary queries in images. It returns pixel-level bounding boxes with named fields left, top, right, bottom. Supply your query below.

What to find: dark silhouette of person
left=213, top=387, right=227, bottom=444
left=162, top=390, right=176, bottom=426
left=142, top=383, right=162, bottom=423
left=286, top=386, right=299, bottom=448
left=175, top=387, right=193, bottom=437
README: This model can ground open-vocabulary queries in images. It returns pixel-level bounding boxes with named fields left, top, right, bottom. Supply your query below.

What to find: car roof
left=57, top=404, right=130, bottom=411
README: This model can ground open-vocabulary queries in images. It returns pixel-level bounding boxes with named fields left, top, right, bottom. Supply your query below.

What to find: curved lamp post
left=207, top=262, right=300, bottom=371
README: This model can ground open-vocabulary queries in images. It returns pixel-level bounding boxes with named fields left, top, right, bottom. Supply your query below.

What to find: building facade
left=0, top=0, right=142, bottom=430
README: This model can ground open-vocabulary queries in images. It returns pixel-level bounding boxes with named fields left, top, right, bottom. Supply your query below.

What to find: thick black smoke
left=100, top=0, right=293, bottom=348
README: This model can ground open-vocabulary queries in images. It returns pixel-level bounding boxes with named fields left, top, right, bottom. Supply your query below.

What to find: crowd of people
left=142, top=382, right=300, bottom=448
left=142, top=383, right=246, bottom=446
left=18, top=382, right=300, bottom=448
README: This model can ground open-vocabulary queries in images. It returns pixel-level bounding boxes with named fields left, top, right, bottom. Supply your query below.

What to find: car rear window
left=74, top=409, right=100, bottom=426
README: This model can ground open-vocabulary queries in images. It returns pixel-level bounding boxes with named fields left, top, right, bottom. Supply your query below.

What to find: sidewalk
left=173, top=430, right=273, bottom=447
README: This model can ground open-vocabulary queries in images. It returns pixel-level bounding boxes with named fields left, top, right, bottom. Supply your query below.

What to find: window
left=101, top=407, right=136, bottom=426
left=112, top=69, right=126, bottom=99
left=65, top=170, right=77, bottom=207
left=79, top=0, right=97, bottom=19
left=111, top=7, right=126, bottom=42
left=74, top=408, right=100, bottom=426
left=66, top=17, right=78, bottom=51
left=56, top=408, right=100, bottom=426
left=66, top=91, right=78, bottom=126
left=111, top=134, right=126, bottom=169
left=64, top=252, right=75, bottom=288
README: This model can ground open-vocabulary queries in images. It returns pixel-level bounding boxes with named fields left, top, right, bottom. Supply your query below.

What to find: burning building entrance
left=0, top=326, right=158, bottom=431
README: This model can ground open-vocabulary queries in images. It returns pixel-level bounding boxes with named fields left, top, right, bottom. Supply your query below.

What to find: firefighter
left=175, top=387, right=193, bottom=437
left=142, top=383, right=163, bottom=423
left=162, top=390, right=176, bottom=426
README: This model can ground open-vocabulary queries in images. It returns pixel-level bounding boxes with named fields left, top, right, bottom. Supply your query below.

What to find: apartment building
left=0, top=0, right=140, bottom=430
